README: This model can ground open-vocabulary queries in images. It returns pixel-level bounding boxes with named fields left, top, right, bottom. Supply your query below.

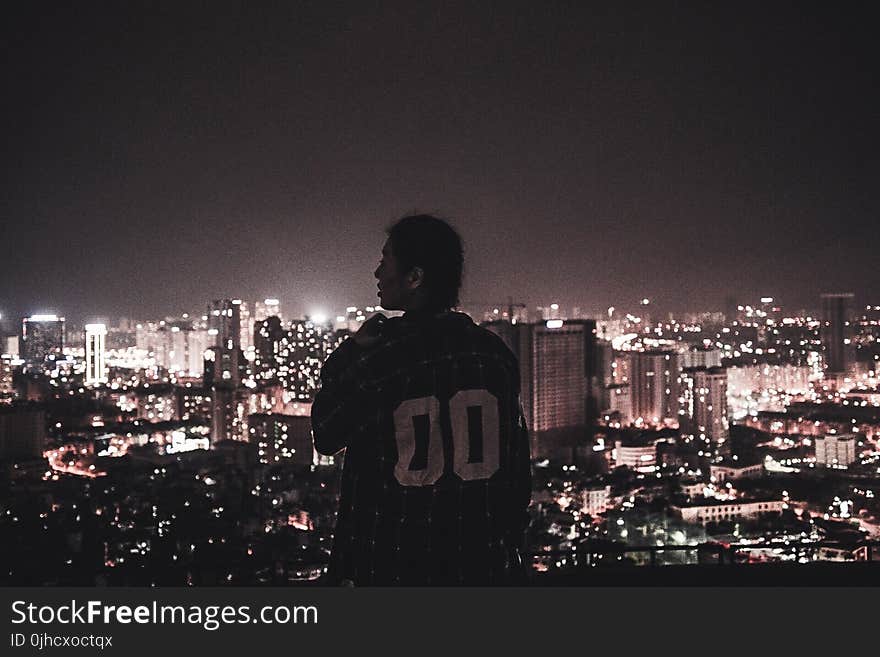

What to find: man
left=312, top=214, right=532, bottom=585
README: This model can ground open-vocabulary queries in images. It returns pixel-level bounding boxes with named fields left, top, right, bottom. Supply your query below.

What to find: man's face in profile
left=374, top=239, right=407, bottom=311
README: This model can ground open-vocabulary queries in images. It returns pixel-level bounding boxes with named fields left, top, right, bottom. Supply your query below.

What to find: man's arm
left=511, top=406, right=533, bottom=539
left=312, top=340, right=366, bottom=455
left=312, top=314, right=389, bottom=454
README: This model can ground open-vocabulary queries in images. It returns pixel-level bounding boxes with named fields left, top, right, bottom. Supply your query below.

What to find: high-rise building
left=237, top=300, right=252, bottom=357
left=208, top=299, right=241, bottom=350
left=254, top=298, right=282, bottom=325
left=204, top=344, right=245, bottom=388
left=487, top=319, right=597, bottom=460
left=0, top=355, right=15, bottom=404
left=254, top=316, right=343, bottom=401
left=627, top=350, right=680, bottom=427
left=4, top=336, right=19, bottom=357
left=136, top=320, right=209, bottom=377
left=607, top=383, right=632, bottom=425
left=204, top=300, right=247, bottom=388
left=254, top=316, right=287, bottom=384
left=210, top=385, right=249, bottom=444
left=815, top=433, right=857, bottom=468
left=820, top=293, right=855, bottom=378
left=247, top=413, right=315, bottom=466
left=84, top=323, right=108, bottom=385
left=135, top=384, right=177, bottom=422
left=20, top=315, right=65, bottom=368
left=176, top=386, right=213, bottom=421
left=682, top=346, right=722, bottom=369
left=593, top=340, right=614, bottom=413
left=692, top=366, right=729, bottom=455
left=163, top=323, right=208, bottom=376
left=135, top=321, right=161, bottom=362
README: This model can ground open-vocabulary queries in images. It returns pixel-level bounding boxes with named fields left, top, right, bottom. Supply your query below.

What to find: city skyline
left=3, top=3, right=879, bottom=322
left=3, top=275, right=880, bottom=585
left=2, top=288, right=876, bottom=331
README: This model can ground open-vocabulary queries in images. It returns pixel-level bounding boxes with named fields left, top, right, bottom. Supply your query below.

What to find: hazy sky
left=2, top=2, right=877, bottom=324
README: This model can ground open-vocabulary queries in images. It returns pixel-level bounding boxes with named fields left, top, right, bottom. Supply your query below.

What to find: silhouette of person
left=312, top=215, right=532, bottom=585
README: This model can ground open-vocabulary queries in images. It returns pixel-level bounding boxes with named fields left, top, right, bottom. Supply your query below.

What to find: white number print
left=393, top=396, right=444, bottom=486
left=450, top=389, right=500, bottom=481
left=392, top=389, right=500, bottom=487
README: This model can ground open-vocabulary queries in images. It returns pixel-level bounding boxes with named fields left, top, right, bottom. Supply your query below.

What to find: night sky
left=2, top=2, right=878, bottom=324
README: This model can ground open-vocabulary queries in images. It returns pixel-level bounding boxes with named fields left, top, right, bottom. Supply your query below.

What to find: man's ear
left=406, top=266, right=425, bottom=290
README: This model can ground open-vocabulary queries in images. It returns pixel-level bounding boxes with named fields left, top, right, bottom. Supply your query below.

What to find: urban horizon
left=2, top=285, right=880, bottom=585
left=3, top=3, right=880, bottom=589
left=2, top=289, right=875, bottom=332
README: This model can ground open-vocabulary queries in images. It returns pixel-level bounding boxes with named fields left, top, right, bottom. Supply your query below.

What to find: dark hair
left=386, top=214, right=464, bottom=311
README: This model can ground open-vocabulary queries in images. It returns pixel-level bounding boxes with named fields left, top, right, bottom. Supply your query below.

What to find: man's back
left=312, top=311, right=532, bottom=585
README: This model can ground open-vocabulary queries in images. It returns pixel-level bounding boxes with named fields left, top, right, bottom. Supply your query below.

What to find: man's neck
left=403, top=307, right=450, bottom=321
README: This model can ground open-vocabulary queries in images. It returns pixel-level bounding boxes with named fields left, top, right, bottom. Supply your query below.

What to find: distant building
left=0, top=355, right=14, bottom=403
left=237, top=300, right=252, bottom=356
left=254, top=298, right=282, bottom=325
left=613, top=434, right=664, bottom=472
left=672, top=499, right=784, bottom=527
left=165, top=324, right=209, bottom=376
left=135, top=321, right=161, bottom=360
left=0, top=403, right=46, bottom=459
left=135, top=319, right=209, bottom=377
left=210, top=385, right=250, bottom=444
left=203, top=344, right=246, bottom=388
left=693, top=367, right=729, bottom=455
left=254, top=317, right=344, bottom=402
left=627, top=350, right=680, bottom=427
left=486, top=319, right=597, bottom=461
left=84, top=323, right=108, bottom=385
left=710, top=460, right=763, bottom=482
left=247, top=413, right=315, bottom=466
left=135, top=384, right=178, bottom=422
left=253, top=316, right=288, bottom=383
left=20, top=315, right=65, bottom=368
left=815, top=433, right=857, bottom=468
left=288, top=319, right=342, bottom=401
left=4, top=336, right=19, bottom=357
left=208, top=299, right=241, bottom=350
left=726, top=364, right=811, bottom=399
left=607, top=383, right=632, bottom=424
left=821, top=293, right=855, bottom=378
left=176, top=386, right=212, bottom=421
left=593, top=341, right=614, bottom=412
left=682, top=346, right=722, bottom=369
left=581, top=485, right=611, bottom=516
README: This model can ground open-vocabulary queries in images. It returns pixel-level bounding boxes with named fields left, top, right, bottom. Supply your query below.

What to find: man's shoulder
left=465, top=320, right=517, bottom=359
left=383, top=312, right=515, bottom=359
left=441, top=313, right=519, bottom=368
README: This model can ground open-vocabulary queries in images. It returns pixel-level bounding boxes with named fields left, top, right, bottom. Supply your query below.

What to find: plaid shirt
left=312, top=311, right=532, bottom=585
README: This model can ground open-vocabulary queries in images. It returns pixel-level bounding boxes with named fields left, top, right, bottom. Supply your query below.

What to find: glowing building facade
left=487, top=319, right=597, bottom=460
left=693, top=366, right=729, bottom=455
left=20, top=315, right=65, bottom=368
left=254, top=298, right=282, bottom=325
left=815, top=433, right=857, bottom=468
left=247, top=413, right=315, bottom=466
left=820, top=292, right=855, bottom=378
left=627, top=350, right=680, bottom=427
left=208, top=299, right=241, bottom=350
left=84, top=323, right=108, bottom=385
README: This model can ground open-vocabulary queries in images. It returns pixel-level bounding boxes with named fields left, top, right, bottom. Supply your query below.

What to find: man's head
left=374, top=214, right=464, bottom=313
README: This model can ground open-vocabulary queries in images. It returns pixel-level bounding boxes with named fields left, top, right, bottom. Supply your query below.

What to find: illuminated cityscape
left=1, top=293, right=879, bottom=585
left=3, top=4, right=879, bottom=586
